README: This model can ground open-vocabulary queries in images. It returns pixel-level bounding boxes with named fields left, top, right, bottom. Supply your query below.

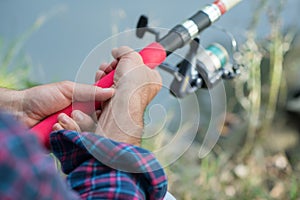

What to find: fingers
left=73, top=83, right=115, bottom=102
left=53, top=123, right=64, bottom=131
left=53, top=113, right=81, bottom=132
left=96, top=110, right=101, bottom=119
left=111, top=46, right=134, bottom=60
left=95, top=63, right=110, bottom=82
left=71, top=110, right=97, bottom=132
left=95, top=60, right=119, bottom=82
left=95, top=46, right=144, bottom=83
left=95, top=69, right=106, bottom=82
left=111, top=46, right=144, bottom=66
left=102, top=60, right=118, bottom=74
left=56, top=81, right=115, bottom=103
left=53, top=111, right=97, bottom=133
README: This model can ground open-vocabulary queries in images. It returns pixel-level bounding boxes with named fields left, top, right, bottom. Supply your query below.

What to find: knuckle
left=119, top=45, right=133, bottom=52
left=128, top=51, right=143, bottom=63
left=60, top=80, right=73, bottom=87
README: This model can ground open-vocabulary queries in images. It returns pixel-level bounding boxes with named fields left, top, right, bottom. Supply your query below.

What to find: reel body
left=136, top=15, right=243, bottom=98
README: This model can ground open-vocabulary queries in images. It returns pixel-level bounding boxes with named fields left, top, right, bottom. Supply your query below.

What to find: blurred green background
left=1, top=0, right=300, bottom=199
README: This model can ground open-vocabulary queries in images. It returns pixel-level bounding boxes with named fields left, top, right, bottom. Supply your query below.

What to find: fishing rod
left=31, top=0, right=243, bottom=148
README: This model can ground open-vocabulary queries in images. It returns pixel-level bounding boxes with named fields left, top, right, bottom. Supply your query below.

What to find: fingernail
left=73, top=111, right=83, bottom=121
left=59, top=114, right=68, bottom=124
left=97, top=70, right=104, bottom=76
left=53, top=124, right=59, bottom=131
left=102, top=88, right=115, bottom=93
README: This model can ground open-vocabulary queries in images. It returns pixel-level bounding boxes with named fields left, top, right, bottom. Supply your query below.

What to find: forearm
left=0, top=88, right=24, bottom=118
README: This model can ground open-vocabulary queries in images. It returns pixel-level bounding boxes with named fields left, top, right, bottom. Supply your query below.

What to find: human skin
left=0, top=81, right=115, bottom=128
left=54, top=46, right=162, bottom=146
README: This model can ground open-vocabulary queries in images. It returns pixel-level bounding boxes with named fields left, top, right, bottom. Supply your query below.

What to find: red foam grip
left=30, top=42, right=166, bottom=148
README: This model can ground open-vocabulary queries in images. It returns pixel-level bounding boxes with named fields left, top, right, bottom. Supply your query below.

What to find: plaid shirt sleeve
left=50, top=130, right=168, bottom=200
left=0, top=111, right=80, bottom=200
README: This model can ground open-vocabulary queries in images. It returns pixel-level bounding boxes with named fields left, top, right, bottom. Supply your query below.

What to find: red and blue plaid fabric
left=0, top=111, right=168, bottom=199
left=50, top=130, right=168, bottom=200
left=0, top=111, right=80, bottom=200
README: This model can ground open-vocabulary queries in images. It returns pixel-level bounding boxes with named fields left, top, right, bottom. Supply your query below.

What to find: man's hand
left=0, top=81, right=115, bottom=127
left=54, top=46, right=162, bottom=146
left=97, top=46, right=162, bottom=146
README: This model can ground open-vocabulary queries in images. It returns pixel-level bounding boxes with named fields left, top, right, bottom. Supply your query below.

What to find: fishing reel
left=136, top=15, right=243, bottom=98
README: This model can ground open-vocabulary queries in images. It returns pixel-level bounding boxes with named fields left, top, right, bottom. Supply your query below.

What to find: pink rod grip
left=30, top=42, right=166, bottom=148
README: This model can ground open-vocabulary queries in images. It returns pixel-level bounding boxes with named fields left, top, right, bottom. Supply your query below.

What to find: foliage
left=164, top=0, right=300, bottom=199
left=1, top=1, right=299, bottom=199
left=0, top=15, right=49, bottom=89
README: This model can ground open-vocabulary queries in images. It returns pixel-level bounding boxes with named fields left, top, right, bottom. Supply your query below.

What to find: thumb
left=111, top=46, right=144, bottom=66
left=73, top=83, right=115, bottom=102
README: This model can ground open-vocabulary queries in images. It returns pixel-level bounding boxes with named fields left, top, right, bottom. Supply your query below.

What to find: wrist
left=0, top=88, right=24, bottom=119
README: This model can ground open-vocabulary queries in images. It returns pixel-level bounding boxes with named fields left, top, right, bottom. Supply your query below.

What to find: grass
left=0, top=6, right=66, bottom=89
left=1, top=1, right=300, bottom=199
left=160, top=0, right=300, bottom=199
left=0, top=16, right=46, bottom=89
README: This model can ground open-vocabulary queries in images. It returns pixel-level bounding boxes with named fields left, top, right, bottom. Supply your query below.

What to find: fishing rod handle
left=31, top=0, right=242, bottom=148
left=30, top=42, right=166, bottom=149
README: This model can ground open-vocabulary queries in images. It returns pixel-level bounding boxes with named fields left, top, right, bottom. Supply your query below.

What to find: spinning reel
left=136, top=15, right=243, bottom=98
left=31, top=0, right=243, bottom=147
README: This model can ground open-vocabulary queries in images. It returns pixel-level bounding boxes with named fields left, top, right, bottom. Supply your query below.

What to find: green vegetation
left=1, top=1, right=300, bottom=199
left=164, top=1, right=300, bottom=199
left=0, top=15, right=50, bottom=89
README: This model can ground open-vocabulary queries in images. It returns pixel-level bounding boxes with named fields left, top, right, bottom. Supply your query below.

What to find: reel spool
left=135, top=15, right=243, bottom=98
left=196, top=43, right=230, bottom=89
